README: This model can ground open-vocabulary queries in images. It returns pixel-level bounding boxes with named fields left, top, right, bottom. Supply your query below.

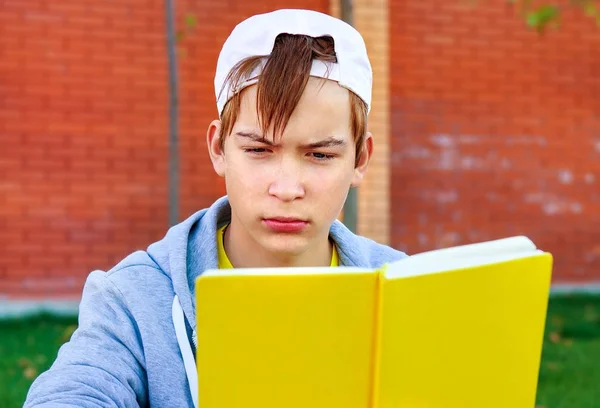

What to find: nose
left=268, top=160, right=305, bottom=202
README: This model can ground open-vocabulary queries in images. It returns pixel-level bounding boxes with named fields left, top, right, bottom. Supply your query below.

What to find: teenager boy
left=24, top=8, right=408, bottom=407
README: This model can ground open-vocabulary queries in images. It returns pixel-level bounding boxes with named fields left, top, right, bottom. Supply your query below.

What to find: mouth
left=262, top=217, right=309, bottom=233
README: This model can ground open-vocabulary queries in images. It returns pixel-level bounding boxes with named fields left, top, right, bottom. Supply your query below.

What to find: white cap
left=214, top=9, right=373, bottom=116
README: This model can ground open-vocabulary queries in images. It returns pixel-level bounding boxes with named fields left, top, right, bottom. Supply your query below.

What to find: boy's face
left=208, top=77, right=372, bottom=257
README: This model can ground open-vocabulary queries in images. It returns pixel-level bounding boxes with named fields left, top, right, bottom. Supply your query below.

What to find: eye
left=244, top=148, right=270, bottom=154
left=309, top=152, right=335, bottom=161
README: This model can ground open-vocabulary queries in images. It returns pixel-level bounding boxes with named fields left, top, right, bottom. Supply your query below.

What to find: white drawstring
left=172, top=295, right=198, bottom=408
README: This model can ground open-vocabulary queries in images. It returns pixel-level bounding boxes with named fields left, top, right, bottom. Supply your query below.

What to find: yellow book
left=195, top=236, right=553, bottom=408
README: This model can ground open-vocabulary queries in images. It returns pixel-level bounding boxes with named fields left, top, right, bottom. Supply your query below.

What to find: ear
left=207, top=119, right=226, bottom=177
left=351, top=131, right=374, bottom=187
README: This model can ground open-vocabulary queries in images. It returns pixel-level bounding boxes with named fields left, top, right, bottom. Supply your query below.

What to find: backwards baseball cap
left=214, top=8, right=373, bottom=116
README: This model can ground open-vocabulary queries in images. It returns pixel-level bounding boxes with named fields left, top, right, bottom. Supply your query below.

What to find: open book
left=195, top=236, right=553, bottom=408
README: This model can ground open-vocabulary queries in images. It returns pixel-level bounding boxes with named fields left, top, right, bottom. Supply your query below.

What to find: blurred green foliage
left=508, top=0, right=600, bottom=32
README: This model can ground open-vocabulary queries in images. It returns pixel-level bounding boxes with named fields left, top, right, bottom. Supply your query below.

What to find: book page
left=201, top=266, right=374, bottom=277
left=386, top=236, right=541, bottom=279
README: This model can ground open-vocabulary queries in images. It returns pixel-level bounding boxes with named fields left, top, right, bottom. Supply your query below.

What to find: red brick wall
left=390, top=1, right=600, bottom=283
left=1, top=0, right=328, bottom=299
left=3, top=0, right=599, bottom=300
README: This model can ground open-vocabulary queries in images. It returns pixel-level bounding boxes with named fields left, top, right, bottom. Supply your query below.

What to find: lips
left=262, top=217, right=308, bottom=233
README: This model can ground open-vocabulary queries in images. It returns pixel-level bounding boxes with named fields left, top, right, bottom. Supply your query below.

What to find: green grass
left=0, top=314, right=77, bottom=407
left=1, top=295, right=599, bottom=408
left=536, top=294, right=600, bottom=408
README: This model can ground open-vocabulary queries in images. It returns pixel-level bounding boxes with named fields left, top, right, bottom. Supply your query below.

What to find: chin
left=257, top=233, right=310, bottom=257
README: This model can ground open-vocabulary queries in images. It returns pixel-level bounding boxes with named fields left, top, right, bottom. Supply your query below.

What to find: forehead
left=233, top=77, right=352, bottom=143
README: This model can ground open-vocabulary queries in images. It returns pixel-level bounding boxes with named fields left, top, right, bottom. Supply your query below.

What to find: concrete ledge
left=2, top=282, right=600, bottom=319
left=0, top=299, right=80, bottom=320
left=549, top=283, right=600, bottom=296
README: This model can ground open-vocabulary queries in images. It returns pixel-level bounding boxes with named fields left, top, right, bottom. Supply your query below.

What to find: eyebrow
left=303, top=137, right=347, bottom=149
left=235, top=131, right=275, bottom=146
left=235, top=131, right=347, bottom=149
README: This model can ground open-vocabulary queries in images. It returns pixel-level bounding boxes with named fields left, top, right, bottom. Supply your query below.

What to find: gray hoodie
left=24, top=196, right=408, bottom=407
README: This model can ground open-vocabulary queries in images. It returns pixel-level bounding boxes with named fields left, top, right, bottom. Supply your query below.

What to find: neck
left=223, top=217, right=333, bottom=268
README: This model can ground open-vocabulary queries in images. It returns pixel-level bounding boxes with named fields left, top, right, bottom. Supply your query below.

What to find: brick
left=87, top=4, right=132, bottom=17
left=0, top=9, right=22, bottom=21
left=66, top=14, right=110, bottom=27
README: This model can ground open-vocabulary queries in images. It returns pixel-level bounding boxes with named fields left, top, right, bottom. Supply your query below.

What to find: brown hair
left=218, top=34, right=368, bottom=166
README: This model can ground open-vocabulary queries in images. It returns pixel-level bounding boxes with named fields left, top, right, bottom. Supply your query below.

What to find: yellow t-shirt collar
left=217, top=224, right=339, bottom=269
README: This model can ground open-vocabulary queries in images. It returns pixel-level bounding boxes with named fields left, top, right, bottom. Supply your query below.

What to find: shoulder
left=84, top=250, right=173, bottom=305
left=354, top=234, right=409, bottom=267
left=329, top=220, right=408, bottom=268
left=107, top=250, right=163, bottom=276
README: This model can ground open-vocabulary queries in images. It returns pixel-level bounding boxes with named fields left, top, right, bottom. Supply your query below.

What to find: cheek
left=308, top=165, right=354, bottom=213
left=309, top=169, right=347, bottom=193
left=309, top=158, right=355, bottom=190
left=224, top=161, right=261, bottom=224
left=224, top=154, right=268, bottom=195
